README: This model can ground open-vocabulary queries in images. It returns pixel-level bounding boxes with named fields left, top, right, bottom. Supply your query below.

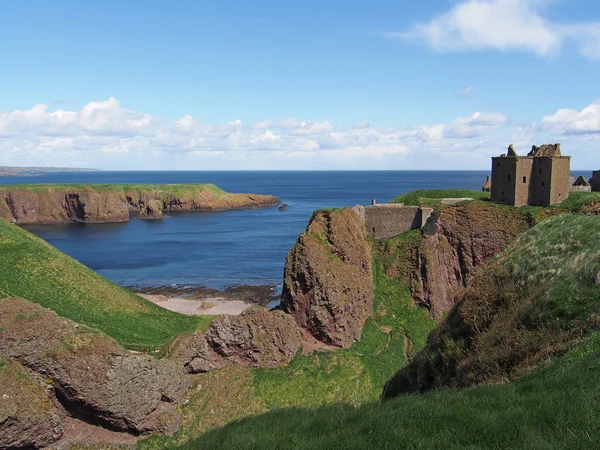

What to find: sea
left=2, top=170, right=590, bottom=292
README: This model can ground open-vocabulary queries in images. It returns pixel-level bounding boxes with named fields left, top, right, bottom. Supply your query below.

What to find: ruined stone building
left=481, top=176, right=491, bottom=192
left=491, top=144, right=571, bottom=207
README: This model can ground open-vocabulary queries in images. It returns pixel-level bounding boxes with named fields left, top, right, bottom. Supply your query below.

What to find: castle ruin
left=491, top=144, right=571, bottom=207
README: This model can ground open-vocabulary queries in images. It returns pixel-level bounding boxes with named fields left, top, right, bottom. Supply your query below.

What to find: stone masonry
left=353, top=204, right=433, bottom=239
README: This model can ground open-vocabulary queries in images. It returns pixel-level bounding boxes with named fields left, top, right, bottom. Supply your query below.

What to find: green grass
left=172, top=341, right=600, bottom=450
left=0, top=219, right=210, bottom=349
left=554, top=191, right=600, bottom=211
left=504, top=213, right=600, bottom=326
left=0, top=183, right=229, bottom=198
left=391, top=189, right=490, bottom=206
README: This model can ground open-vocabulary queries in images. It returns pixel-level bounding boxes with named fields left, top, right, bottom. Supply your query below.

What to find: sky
left=1, top=0, right=599, bottom=170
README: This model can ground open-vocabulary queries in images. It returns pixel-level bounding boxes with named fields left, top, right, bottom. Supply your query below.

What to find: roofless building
left=491, top=144, right=570, bottom=207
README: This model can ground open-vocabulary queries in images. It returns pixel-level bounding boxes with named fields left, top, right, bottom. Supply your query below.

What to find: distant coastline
left=0, top=166, right=98, bottom=177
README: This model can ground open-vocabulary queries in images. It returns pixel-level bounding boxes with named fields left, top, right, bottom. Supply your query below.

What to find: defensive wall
left=353, top=203, right=434, bottom=239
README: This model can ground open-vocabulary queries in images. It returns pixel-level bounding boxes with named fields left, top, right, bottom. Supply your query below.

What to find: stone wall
left=590, top=171, right=600, bottom=192
left=569, top=186, right=592, bottom=193
left=354, top=204, right=433, bottom=239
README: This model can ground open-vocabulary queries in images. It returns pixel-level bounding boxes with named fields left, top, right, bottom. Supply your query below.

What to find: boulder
left=281, top=207, right=374, bottom=348
left=179, top=307, right=301, bottom=373
left=0, top=298, right=187, bottom=435
left=0, top=356, right=63, bottom=449
left=138, top=199, right=164, bottom=219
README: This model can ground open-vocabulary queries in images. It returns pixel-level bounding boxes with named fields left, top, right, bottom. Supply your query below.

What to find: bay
left=3, top=170, right=588, bottom=290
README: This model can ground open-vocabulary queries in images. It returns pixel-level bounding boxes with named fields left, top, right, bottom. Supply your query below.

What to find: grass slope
left=0, top=219, right=209, bottom=348
left=173, top=342, right=600, bottom=450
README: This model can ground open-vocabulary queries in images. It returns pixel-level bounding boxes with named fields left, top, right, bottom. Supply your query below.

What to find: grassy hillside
left=0, top=219, right=209, bottom=348
left=171, top=341, right=600, bottom=450
left=0, top=183, right=229, bottom=197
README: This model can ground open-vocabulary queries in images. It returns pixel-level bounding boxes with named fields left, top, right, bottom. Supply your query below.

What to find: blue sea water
left=3, top=170, right=589, bottom=290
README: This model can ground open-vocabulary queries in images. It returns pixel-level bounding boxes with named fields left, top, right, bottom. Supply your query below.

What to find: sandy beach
left=138, top=293, right=256, bottom=315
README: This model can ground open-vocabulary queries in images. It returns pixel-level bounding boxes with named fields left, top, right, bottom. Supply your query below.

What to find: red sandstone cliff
left=0, top=186, right=280, bottom=224
left=281, top=207, right=374, bottom=348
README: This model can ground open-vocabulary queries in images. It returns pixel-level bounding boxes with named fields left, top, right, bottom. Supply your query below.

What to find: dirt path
left=139, top=294, right=253, bottom=316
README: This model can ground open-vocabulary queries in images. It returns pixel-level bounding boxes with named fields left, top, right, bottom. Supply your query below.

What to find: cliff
left=382, top=213, right=600, bottom=399
left=281, top=207, right=374, bottom=348
left=0, top=184, right=280, bottom=224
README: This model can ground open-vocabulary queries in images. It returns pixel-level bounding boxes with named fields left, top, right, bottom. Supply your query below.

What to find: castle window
left=501, top=191, right=505, bottom=196
left=542, top=182, right=545, bottom=187
left=497, top=162, right=500, bottom=168
left=508, top=174, right=511, bottom=181
left=523, top=176, right=527, bottom=183
left=539, top=168, right=542, bottom=174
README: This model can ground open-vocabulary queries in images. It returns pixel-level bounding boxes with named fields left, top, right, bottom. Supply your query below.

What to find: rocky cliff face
left=281, top=207, right=374, bottom=348
left=376, top=202, right=531, bottom=320
left=177, top=307, right=301, bottom=373
left=0, top=298, right=187, bottom=436
left=0, top=186, right=280, bottom=224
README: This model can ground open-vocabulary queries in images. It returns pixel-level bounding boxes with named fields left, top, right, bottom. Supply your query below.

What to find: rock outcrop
left=281, top=207, right=374, bottom=348
left=0, top=185, right=280, bottom=224
left=0, top=356, right=64, bottom=449
left=138, top=199, right=164, bottom=219
left=0, top=298, right=187, bottom=435
left=178, top=307, right=301, bottom=373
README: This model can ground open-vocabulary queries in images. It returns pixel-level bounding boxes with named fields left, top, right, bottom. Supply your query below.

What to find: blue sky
left=1, top=0, right=599, bottom=170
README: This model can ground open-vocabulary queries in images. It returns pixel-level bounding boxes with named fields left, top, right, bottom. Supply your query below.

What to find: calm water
left=5, top=170, right=589, bottom=290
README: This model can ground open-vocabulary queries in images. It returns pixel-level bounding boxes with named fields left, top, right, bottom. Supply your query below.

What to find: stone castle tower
left=491, top=144, right=570, bottom=207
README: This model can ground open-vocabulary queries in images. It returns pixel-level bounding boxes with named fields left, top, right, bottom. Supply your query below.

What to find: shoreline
left=130, top=283, right=281, bottom=316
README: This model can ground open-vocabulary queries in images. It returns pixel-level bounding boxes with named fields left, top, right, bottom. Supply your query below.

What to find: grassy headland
left=0, top=183, right=228, bottom=197
left=0, top=219, right=209, bottom=349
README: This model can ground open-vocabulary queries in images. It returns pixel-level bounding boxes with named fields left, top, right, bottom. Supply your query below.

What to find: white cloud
left=457, top=86, right=477, bottom=99
left=386, top=0, right=600, bottom=60
left=542, top=99, right=600, bottom=134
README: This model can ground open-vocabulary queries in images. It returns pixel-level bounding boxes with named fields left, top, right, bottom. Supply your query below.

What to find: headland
left=0, top=183, right=280, bottom=224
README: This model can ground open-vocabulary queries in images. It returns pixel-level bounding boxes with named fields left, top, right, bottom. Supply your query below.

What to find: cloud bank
left=0, top=97, right=597, bottom=170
